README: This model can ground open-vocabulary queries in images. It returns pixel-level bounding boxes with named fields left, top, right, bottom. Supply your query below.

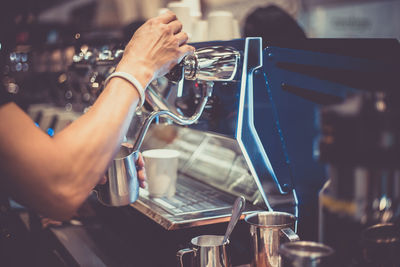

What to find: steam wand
left=132, top=81, right=214, bottom=151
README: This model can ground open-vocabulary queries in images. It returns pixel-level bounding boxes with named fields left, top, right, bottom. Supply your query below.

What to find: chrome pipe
left=133, top=82, right=213, bottom=151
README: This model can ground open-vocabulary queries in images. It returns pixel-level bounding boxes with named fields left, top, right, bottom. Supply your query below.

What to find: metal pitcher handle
left=281, top=227, right=300, bottom=242
left=177, top=248, right=195, bottom=267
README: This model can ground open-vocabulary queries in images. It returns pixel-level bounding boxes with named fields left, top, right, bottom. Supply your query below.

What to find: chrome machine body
left=177, top=235, right=231, bottom=267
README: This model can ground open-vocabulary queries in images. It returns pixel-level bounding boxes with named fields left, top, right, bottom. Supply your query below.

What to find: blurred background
left=32, top=0, right=400, bottom=40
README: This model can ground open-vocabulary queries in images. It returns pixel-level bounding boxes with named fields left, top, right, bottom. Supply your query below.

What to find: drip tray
left=143, top=177, right=234, bottom=215
left=130, top=175, right=257, bottom=230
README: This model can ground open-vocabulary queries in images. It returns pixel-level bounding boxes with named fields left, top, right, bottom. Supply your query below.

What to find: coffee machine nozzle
left=133, top=81, right=214, bottom=151
left=135, top=46, right=241, bottom=151
left=165, top=46, right=240, bottom=83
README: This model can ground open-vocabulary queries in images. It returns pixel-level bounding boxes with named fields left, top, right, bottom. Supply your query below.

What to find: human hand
left=40, top=216, right=63, bottom=229
left=136, top=152, right=146, bottom=188
left=116, top=11, right=195, bottom=88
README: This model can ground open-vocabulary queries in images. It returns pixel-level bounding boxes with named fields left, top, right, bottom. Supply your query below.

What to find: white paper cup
left=142, top=149, right=180, bottom=197
left=192, top=19, right=208, bottom=42
left=233, top=19, right=241, bottom=39
left=207, top=11, right=234, bottom=41
left=182, top=0, right=201, bottom=17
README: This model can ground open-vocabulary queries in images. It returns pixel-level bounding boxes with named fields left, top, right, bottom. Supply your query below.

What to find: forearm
left=52, top=78, right=144, bottom=210
left=0, top=77, right=147, bottom=220
left=54, top=61, right=154, bottom=197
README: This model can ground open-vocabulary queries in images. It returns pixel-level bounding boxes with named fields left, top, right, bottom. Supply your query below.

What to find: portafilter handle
left=132, top=81, right=214, bottom=151
left=165, top=46, right=240, bottom=83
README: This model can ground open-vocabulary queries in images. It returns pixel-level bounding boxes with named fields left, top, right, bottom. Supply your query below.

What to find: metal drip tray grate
left=141, top=176, right=235, bottom=216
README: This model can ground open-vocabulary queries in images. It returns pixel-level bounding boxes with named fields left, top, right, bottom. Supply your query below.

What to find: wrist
left=104, top=72, right=146, bottom=109
left=115, top=59, right=154, bottom=89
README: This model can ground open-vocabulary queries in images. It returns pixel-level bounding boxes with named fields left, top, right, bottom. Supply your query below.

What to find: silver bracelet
left=104, top=71, right=146, bottom=109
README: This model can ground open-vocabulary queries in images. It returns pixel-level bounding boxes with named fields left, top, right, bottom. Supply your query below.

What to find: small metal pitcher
left=279, top=241, right=334, bottom=267
left=94, top=143, right=139, bottom=206
left=361, top=223, right=400, bottom=266
left=245, top=211, right=300, bottom=267
left=177, top=235, right=231, bottom=267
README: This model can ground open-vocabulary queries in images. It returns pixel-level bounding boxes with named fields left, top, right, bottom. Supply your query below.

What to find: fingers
left=169, top=20, right=183, bottom=34
left=41, top=217, right=63, bottom=229
left=179, top=44, right=195, bottom=60
left=121, top=142, right=133, bottom=149
left=137, top=153, right=145, bottom=168
left=137, top=168, right=147, bottom=188
left=136, top=153, right=146, bottom=188
left=157, top=11, right=177, bottom=24
left=98, top=175, right=107, bottom=185
left=175, top=31, right=189, bottom=46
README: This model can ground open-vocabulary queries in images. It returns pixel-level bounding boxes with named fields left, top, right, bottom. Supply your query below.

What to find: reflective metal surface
left=177, top=235, right=231, bottom=267
left=279, top=241, right=334, bottom=267
left=223, top=196, right=246, bottom=244
left=131, top=172, right=256, bottom=230
left=133, top=82, right=213, bottom=151
left=245, top=211, right=299, bottom=267
left=145, top=81, right=182, bottom=113
left=94, top=144, right=139, bottom=206
left=361, top=223, right=400, bottom=266
left=186, top=46, right=240, bottom=81
left=166, top=46, right=240, bottom=83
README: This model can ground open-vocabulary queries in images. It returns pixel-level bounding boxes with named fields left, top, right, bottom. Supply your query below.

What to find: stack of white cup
left=162, top=1, right=241, bottom=42
left=191, top=19, right=208, bottom=42
left=166, top=1, right=197, bottom=40
left=207, top=11, right=240, bottom=41
left=181, top=0, right=207, bottom=42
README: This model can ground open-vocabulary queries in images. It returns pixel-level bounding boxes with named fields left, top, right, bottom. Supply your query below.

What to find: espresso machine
left=6, top=37, right=299, bottom=266
left=5, top=32, right=400, bottom=266
left=129, top=37, right=298, bottom=231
